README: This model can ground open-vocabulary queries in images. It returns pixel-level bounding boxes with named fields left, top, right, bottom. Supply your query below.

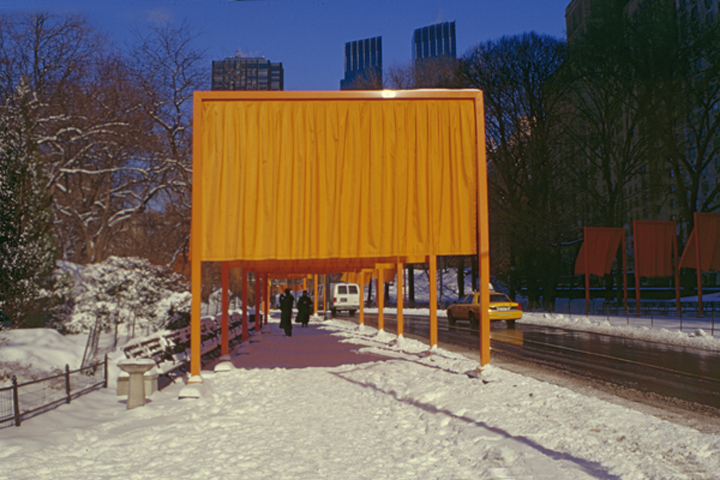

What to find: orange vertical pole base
left=377, top=270, right=385, bottom=332
left=313, top=274, right=318, bottom=316
left=359, top=274, right=365, bottom=326
left=255, top=272, right=261, bottom=333
left=429, top=255, right=438, bottom=349
left=190, top=257, right=202, bottom=379
left=396, top=262, right=404, bottom=338
left=265, top=276, right=271, bottom=324
left=221, top=263, right=230, bottom=357
left=241, top=269, right=248, bottom=343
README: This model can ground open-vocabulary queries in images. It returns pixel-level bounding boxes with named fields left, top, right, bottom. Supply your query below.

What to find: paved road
left=346, top=312, right=720, bottom=410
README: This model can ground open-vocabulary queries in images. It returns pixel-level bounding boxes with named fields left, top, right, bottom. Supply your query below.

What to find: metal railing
left=0, top=354, right=108, bottom=429
left=521, top=299, right=719, bottom=336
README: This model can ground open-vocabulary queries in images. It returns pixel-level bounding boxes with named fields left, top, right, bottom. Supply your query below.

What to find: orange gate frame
left=574, top=227, right=628, bottom=313
left=190, top=90, right=491, bottom=380
left=679, top=212, right=720, bottom=316
left=632, top=221, right=680, bottom=315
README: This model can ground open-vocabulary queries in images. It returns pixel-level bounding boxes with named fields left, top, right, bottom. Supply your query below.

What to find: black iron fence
left=0, top=355, right=108, bottom=429
left=521, top=299, right=720, bottom=336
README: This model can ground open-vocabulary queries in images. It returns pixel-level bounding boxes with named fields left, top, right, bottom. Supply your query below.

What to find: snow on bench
left=121, top=312, right=253, bottom=374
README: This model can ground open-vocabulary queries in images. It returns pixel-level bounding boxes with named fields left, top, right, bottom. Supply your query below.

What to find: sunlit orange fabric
left=574, top=228, right=625, bottom=275
left=634, top=221, right=675, bottom=277
left=341, top=271, right=369, bottom=285
left=198, top=93, right=479, bottom=265
left=374, top=267, right=397, bottom=283
left=679, top=213, right=720, bottom=271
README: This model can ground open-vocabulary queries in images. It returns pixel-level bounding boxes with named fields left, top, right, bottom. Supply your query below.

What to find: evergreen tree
left=0, top=83, right=58, bottom=326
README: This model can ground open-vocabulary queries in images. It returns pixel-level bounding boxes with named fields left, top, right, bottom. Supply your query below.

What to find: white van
left=318, top=282, right=361, bottom=316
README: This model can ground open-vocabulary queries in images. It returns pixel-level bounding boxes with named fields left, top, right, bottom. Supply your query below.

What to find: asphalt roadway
left=350, top=312, right=720, bottom=412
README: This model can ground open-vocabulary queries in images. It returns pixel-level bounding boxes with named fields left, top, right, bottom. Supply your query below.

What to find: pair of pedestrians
left=279, top=289, right=313, bottom=336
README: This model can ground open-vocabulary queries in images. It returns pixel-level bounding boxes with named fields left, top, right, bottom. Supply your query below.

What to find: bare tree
left=457, top=32, right=571, bottom=309
left=344, top=67, right=383, bottom=90
left=386, top=56, right=458, bottom=90
left=127, top=21, right=206, bottom=267
left=47, top=53, right=157, bottom=263
left=642, top=3, right=720, bottom=233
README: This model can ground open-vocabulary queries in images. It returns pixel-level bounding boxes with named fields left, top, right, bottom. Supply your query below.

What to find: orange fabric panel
left=574, top=228, right=624, bottom=275
left=634, top=221, right=675, bottom=277
left=198, top=95, right=478, bottom=262
left=373, top=267, right=397, bottom=283
left=341, top=270, right=374, bottom=286
left=679, top=213, right=720, bottom=271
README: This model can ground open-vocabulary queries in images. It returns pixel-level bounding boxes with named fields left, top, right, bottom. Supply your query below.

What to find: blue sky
left=1, top=0, right=571, bottom=90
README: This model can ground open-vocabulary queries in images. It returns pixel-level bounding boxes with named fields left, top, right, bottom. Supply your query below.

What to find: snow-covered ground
left=2, top=310, right=720, bottom=480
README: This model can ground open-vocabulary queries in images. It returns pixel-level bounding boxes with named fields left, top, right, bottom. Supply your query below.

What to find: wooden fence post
left=65, top=365, right=71, bottom=404
left=12, top=375, right=20, bottom=427
left=104, top=354, right=109, bottom=389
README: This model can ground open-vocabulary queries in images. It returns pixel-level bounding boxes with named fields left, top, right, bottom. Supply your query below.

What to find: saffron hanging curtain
left=679, top=213, right=720, bottom=271
left=574, top=228, right=625, bottom=275
left=678, top=212, right=720, bottom=315
left=634, top=221, right=676, bottom=277
left=633, top=220, right=680, bottom=313
left=574, top=227, right=628, bottom=313
left=199, top=94, right=479, bottom=263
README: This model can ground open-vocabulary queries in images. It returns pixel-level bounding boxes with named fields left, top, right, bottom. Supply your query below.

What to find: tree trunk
left=408, top=266, right=415, bottom=307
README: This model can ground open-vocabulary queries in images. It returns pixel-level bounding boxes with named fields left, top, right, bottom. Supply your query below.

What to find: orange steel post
left=221, top=262, right=230, bottom=356
left=255, top=272, right=261, bottom=333
left=622, top=231, right=628, bottom=312
left=313, top=274, right=318, bottom=316
left=377, top=269, right=385, bottom=331
left=584, top=227, right=590, bottom=315
left=265, top=275, right=271, bottom=324
left=303, top=277, right=307, bottom=291
left=189, top=93, right=204, bottom=379
left=429, top=255, right=438, bottom=348
left=633, top=222, right=641, bottom=316
left=695, top=212, right=704, bottom=316
left=359, top=273, right=365, bottom=326
left=241, top=269, right=248, bottom=342
left=475, top=92, right=491, bottom=366
left=396, top=262, right=404, bottom=337
left=674, top=228, right=681, bottom=312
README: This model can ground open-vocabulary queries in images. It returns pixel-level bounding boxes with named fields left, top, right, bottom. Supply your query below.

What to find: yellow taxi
left=446, top=291, right=522, bottom=328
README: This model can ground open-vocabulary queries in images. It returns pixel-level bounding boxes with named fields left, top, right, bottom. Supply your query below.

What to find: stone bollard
left=117, top=359, right=156, bottom=409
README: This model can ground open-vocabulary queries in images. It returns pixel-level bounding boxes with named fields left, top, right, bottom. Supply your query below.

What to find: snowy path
left=2, top=319, right=719, bottom=479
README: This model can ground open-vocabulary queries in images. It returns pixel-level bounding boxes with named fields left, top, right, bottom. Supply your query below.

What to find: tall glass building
left=212, top=56, right=284, bottom=91
left=412, top=21, right=456, bottom=63
left=340, top=36, right=382, bottom=90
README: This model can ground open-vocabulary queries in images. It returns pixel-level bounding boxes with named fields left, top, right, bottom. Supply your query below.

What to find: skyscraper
left=412, top=21, right=456, bottom=64
left=212, top=56, right=284, bottom=91
left=340, top=36, right=382, bottom=90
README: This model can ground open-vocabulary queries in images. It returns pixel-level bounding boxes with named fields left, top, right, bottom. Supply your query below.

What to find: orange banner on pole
left=679, top=212, right=720, bottom=315
left=633, top=221, right=680, bottom=314
left=634, top=221, right=676, bottom=277
left=574, top=228, right=625, bottom=276
left=575, top=227, right=628, bottom=313
left=679, top=213, right=720, bottom=271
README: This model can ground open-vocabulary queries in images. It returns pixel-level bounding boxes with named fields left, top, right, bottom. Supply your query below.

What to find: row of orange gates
left=576, top=213, right=720, bottom=315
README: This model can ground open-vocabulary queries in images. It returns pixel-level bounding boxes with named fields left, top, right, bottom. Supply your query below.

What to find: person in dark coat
left=296, top=290, right=312, bottom=327
left=279, top=288, right=294, bottom=337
